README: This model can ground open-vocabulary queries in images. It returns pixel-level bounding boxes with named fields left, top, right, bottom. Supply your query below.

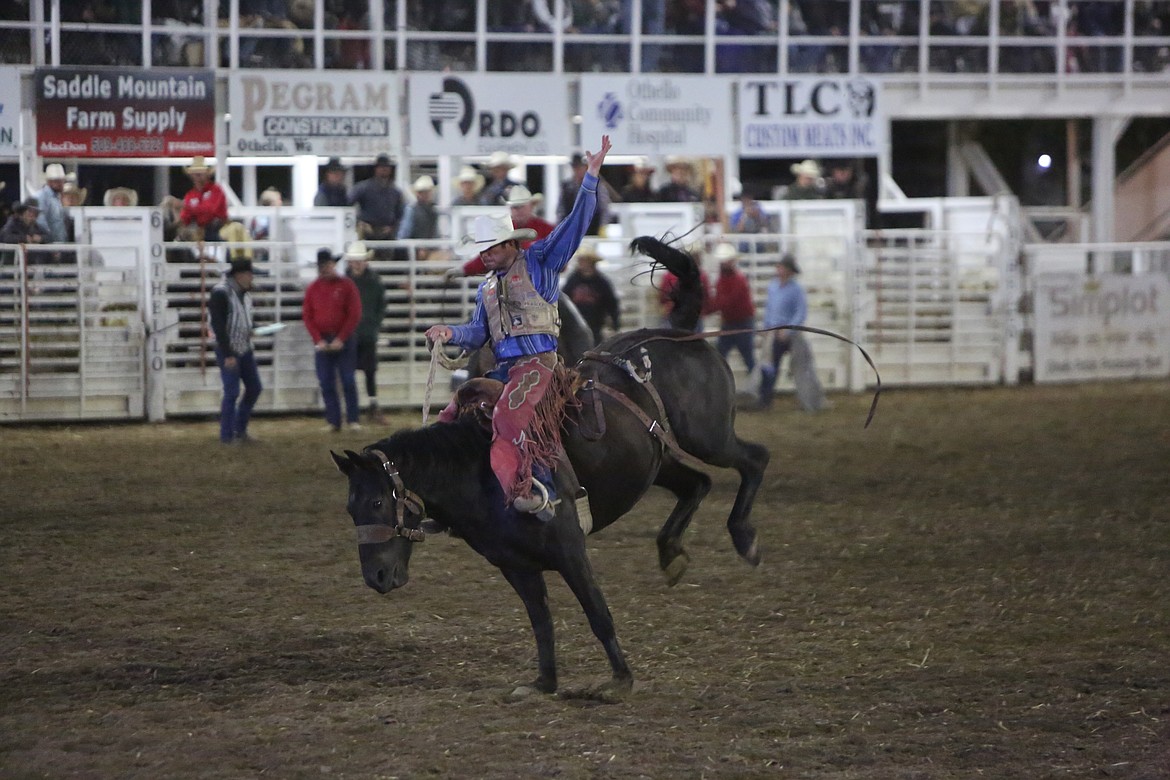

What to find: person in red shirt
left=179, top=156, right=229, bottom=242
left=705, top=242, right=757, bottom=375
left=303, top=249, right=363, bottom=432
left=658, top=260, right=710, bottom=332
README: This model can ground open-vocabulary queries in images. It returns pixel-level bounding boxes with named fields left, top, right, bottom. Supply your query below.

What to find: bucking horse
left=332, top=237, right=778, bottom=697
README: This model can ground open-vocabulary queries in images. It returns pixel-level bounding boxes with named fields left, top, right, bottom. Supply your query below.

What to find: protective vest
left=483, top=257, right=560, bottom=343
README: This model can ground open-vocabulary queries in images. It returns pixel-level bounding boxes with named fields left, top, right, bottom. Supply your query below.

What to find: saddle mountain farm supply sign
left=738, top=77, right=884, bottom=158
left=229, top=71, right=400, bottom=156
left=35, top=67, right=214, bottom=158
left=1033, top=273, right=1170, bottom=383
left=408, top=73, right=569, bottom=157
left=579, top=75, right=732, bottom=157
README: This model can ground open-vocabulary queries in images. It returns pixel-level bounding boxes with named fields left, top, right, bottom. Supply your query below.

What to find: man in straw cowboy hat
left=655, top=156, right=701, bottom=203
left=343, top=241, right=387, bottom=424
left=452, top=165, right=484, bottom=206
left=426, top=134, right=613, bottom=517
left=35, top=163, right=69, bottom=243
left=478, top=150, right=518, bottom=206
left=786, top=159, right=825, bottom=200
left=180, top=156, right=229, bottom=241
left=398, top=175, right=440, bottom=242
left=208, top=257, right=263, bottom=444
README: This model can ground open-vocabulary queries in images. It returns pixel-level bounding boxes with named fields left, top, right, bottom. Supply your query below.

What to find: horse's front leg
left=557, top=548, right=634, bottom=697
left=500, top=568, right=557, bottom=695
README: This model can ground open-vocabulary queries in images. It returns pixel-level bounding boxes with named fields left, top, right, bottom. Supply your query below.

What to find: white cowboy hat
left=486, top=151, right=513, bottom=169
left=258, top=187, right=282, bottom=206
left=790, top=159, right=822, bottom=178
left=103, top=184, right=138, bottom=205
left=505, top=185, right=543, bottom=207
left=343, top=240, right=373, bottom=260
left=664, top=155, right=693, bottom=172
left=457, top=214, right=536, bottom=258
left=43, top=163, right=66, bottom=181
left=712, top=243, right=738, bottom=264
left=456, top=166, right=484, bottom=186
left=631, top=156, right=655, bottom=172
left=62, top=179, right=88, bottom=204
left=412, top=175, right=435, bottom=192
left=185, top=156, right=214, bottom=174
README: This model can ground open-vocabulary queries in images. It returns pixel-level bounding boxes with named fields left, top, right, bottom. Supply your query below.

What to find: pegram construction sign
left=229, top=71, right=400, bottom=156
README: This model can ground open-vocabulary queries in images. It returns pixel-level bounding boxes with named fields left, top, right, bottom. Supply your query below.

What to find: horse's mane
left=368, top=419, right=491, bottom=495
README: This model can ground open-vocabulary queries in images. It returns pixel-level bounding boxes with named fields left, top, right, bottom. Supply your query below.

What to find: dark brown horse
left=332, top=236, right=773, bottom=696
left=332, top=327, right=769, bottom=696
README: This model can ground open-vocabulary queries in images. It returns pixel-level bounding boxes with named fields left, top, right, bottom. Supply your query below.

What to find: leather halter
left=355, top=448, right=427, bottom=544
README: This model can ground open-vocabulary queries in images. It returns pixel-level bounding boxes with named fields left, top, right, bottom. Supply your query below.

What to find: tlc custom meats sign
left=35, top=67, right=215, bottom=158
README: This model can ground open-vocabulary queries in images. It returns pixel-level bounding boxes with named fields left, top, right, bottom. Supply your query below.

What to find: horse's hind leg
left=724, top=438, right=770, bottom=566
left=653, top=462, right=712, bottom=586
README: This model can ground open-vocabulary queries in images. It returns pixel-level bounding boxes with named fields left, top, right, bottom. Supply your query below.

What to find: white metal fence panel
left=0, top=245, right=145, bottom=421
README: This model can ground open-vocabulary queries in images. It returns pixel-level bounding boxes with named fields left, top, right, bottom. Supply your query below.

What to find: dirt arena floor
left=2, top=381, right=1168, bottom=779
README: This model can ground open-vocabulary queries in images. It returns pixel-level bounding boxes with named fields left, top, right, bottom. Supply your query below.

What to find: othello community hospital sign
left=35, top=67, right=214, bottom=158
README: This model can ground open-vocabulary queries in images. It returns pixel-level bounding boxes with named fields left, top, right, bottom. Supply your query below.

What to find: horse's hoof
left=741, top=537, right=762, bottom=567
left=732, top=530, right=762, bottom=567
left=662, top=551, right=690, bottom=587
left=595, top=676, right=634, bottom=702
left=509, top=684, right=549, bottom=699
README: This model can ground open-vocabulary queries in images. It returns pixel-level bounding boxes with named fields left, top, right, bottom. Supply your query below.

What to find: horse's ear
left=330, top=450, right=354, bottom=475
left=344, top=449, right=377, bottom=471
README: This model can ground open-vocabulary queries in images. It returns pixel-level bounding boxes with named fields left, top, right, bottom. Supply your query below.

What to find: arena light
left=1037, top=153, right=1052, bottom=170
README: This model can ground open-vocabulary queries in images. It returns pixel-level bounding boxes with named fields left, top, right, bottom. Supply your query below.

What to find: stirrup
left=512, top=479, right=551, bottom=515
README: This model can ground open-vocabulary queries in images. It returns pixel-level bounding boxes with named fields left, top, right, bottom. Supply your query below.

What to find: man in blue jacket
left=426, top=135, right=612, bottom=516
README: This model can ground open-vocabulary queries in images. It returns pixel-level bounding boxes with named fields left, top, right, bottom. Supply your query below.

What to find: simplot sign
left=1034, top=273, right=1170, bottom=383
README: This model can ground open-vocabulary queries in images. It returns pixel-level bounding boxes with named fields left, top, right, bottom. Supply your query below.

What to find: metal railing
left=6, top=0, right=1167, bottom=86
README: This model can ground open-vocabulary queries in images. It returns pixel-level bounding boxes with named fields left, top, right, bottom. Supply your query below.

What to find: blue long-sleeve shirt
left=449, top=172, right=599, bottom=360
left=36, top=185, right=68, bottom=243
left=762, top=277, right=807, bottom=329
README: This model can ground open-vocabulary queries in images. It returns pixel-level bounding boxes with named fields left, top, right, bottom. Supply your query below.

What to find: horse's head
left=331, top=448, right=429, bottom=594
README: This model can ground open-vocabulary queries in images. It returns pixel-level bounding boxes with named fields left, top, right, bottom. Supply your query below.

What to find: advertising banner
left=408, top=73, right=570, bottom=157
left=1033, top=273, right=1170, bottom=383
left=738, top=76, right=884, bottom=158
left=0, top=66, right=20, bottom=157
left=35, top=67, right=215, bottom=158
left=229, top=70, right=400, bottom=156
left=579, top=75, right=733, bottom=157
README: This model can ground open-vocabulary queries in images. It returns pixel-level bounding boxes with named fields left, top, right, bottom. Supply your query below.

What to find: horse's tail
left=629, top=236, right=705, bottom=333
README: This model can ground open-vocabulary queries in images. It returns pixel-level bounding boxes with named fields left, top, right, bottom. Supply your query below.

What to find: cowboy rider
left=425, top=135, right=612, bottom=517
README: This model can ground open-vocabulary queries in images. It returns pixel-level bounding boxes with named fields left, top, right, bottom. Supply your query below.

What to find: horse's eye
left=372, top=499, right=383, bottom=509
